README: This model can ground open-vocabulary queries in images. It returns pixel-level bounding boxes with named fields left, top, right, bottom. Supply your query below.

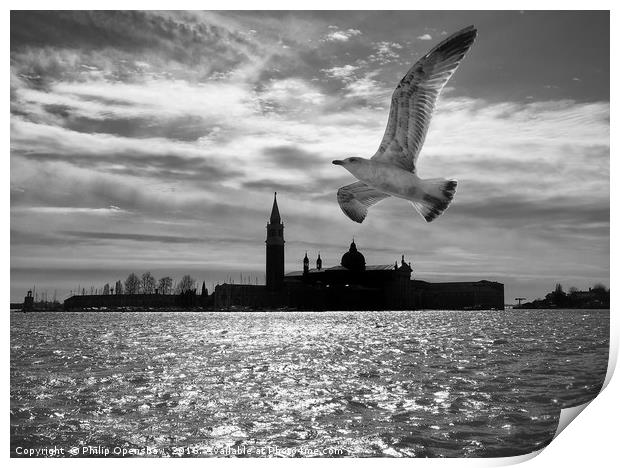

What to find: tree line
left=96, top=272, right=197, bottom=296
left=518, top=282, right=610, bottom=309
left=546, top=283, right=609, bottom=307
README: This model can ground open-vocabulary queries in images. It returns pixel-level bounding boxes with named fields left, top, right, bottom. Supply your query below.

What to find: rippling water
left=11, top=309, right=608, bottom=458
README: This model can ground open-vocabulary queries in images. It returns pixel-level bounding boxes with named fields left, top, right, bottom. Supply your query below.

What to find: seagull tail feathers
left=411, top=178, right=457, bottom=222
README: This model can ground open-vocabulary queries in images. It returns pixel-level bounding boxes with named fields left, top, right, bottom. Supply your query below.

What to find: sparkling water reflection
left=11, top=309, right=608, bottom=457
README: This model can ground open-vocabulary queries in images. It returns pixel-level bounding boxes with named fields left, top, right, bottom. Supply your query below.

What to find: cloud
left=323, top=28, right=362, bottom=42
left=11, top=118, right=245, bottom=185
left=10, top=11, right=257, bottom=82
left=242, top=179, right=318, bottom=195
left=417, top=34, right=433, bottom=40
left=452, top=194, right=609, bottom=229
left=258, top=78, right=326, bottom=111
left=344, top=73, right=388, bottom=101
left=261, top=145, right=324, bottom=170
left=321, top=64, right=360, bottom=81
left=369, top=41, right=403, bottom=64
left=61, top=231, right=208, bottom=244
left=17, top=206, right=127, bottom=216
left=15, top=78, right=258, bottom=122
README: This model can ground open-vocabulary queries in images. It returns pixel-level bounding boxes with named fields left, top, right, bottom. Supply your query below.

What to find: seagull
left=333, top=26, right=477, bottom=223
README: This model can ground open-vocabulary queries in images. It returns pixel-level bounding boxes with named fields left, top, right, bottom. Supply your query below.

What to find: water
left=11, top=309, right=608, bottom=458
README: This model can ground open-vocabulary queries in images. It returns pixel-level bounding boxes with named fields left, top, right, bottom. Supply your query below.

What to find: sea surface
left=11, top=309, right=609, bottom=458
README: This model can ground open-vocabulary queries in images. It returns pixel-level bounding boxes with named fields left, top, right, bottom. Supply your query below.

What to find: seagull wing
left=372, top=26, right=477, bottom=172
left=337, top=181, right=390, bottom=223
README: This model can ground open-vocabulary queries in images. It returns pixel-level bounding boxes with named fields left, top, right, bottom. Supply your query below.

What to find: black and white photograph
left=9, top=8, right=611, bottom=459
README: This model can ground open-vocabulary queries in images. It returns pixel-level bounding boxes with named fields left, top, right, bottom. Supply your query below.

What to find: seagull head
left=332, top=157, right=363, bottom=167
left=332, top=157, right=370, bottom=179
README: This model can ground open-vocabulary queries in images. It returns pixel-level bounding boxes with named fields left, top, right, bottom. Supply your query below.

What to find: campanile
left=266, top=192, right=284, bottom=290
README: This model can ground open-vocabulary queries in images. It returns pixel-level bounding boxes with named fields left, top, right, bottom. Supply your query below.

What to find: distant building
left=23, top=290, right=34, bottom=312
left=265, top=193, right=285, bottom=291
left=212, top=194, right=504, bottom=310
left=60, top=193, right=504, bottom=311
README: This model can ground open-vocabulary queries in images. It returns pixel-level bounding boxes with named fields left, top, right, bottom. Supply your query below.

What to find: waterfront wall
left=212, top=284, right=286, bottom=309
left=63, top=292, right=210, bottom=311
left=210, top=280, right=504, bottom=311
left=58, top=280, right=504, bottom=311
left=414, top=280, right=504, bottom=310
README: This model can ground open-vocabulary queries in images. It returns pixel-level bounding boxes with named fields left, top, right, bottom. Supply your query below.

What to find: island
left=515, top=283, right=609, bottom=309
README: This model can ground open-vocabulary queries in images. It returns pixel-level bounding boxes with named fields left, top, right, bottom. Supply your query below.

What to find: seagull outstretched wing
left=337, top=181, right=391, bottom=223
left=372, top=26, right=477, bottom=172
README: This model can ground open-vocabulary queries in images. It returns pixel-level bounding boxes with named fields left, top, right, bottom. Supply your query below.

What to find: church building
left=212, top=193, right=504, bottom=310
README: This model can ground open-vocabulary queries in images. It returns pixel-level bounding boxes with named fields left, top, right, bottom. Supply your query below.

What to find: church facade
left=212, top=194, right=504, bottom=311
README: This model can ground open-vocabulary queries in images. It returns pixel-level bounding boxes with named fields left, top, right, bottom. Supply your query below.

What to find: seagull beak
left=332, top=160, right=344, bottom=166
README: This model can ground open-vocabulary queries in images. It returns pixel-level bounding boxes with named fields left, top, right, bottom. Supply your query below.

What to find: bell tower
left=303, top=252, right=309, bottom=276
left=266, top=192, right=285, bottom=290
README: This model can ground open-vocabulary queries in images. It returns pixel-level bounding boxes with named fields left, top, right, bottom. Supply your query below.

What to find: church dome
left=341, top=241, right=366, bottom=271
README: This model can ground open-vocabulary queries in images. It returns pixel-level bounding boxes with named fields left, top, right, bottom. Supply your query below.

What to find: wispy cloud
left=62, top=231, right=209, bottom=244
left=323, top=27, right=362, bottom=42
left=17, top=206, right=127, bottom=216
left=343, top=73, right=388, bottom=101
left=321, top=64, right=360, bottom=81
left=369, top=41, right=403, bottom=64
left=261, top=145, right=325, bottom=170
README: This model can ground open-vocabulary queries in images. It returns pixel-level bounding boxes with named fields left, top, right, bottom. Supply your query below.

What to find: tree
left=551, top=283, right=567, bottom=306
left=103, top=283, right=110, bottom=295
left=115, top=280, right=123, bottom=295
left=141, top=272, right=156, bottom=294
left=176, top=275, right=195, bottom=293
left=125, top=273, right=140, bottom=294
left=201, top=281, right=207, bottom=296
left=158, top=276, right=173, bottom=295
left=591, top=284, right=609, bottom=306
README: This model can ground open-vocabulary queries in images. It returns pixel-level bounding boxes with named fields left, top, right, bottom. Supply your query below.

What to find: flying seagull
left=333, top=25, right=477, bottom=223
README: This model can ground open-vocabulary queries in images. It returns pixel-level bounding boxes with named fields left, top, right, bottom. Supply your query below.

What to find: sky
left=9, top=10, right=609, bottom=303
